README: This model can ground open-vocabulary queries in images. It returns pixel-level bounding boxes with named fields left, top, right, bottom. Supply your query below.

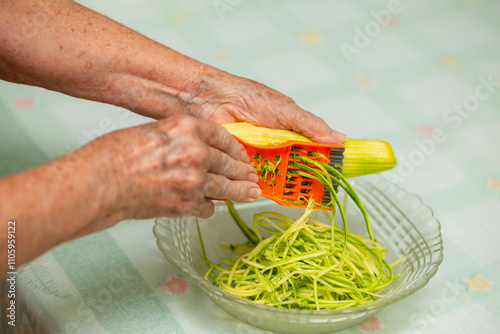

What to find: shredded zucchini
left=199, top=148, right=400, bottom=310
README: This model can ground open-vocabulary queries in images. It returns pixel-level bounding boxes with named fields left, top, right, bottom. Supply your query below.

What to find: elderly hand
left=175, top=73, right=346, bottom=145
left=0, top=114, right=260, bottom=274
left=89, top=115, right=260, bottom=222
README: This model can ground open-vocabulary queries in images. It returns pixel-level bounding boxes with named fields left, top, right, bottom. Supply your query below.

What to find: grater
left=236, top=138, right=345, bottom=210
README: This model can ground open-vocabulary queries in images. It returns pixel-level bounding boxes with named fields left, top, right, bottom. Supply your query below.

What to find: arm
left=0, top=0, right=211, bottom=118
left=0, top=0, right=345, bottom=144
left=0, top=115, right=259, bottom=277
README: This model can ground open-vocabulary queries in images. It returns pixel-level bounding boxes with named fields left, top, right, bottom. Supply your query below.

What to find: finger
left=193, top=198, right=216, bottom=219
left=197, top=120, right=250, bottom=163
left=204, top=173, right=261, bottom=202
left=284, top=109, right=346, bottom=145
left=205, top=146, right=258, bottom=182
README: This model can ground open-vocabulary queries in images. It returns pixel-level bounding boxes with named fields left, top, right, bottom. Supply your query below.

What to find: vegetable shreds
left=202, top=199, right=394, bottom=310
left=200, top=129, right=399, bottom=310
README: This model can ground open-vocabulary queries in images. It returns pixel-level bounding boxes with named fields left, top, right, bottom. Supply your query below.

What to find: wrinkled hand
left=185, top=73, right=346, bottom=144
left=88, top=114, right=260, bottom=221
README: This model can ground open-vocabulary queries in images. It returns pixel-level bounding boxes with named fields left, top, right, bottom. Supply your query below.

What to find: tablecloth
left=1, top=0, right=499, bottom=333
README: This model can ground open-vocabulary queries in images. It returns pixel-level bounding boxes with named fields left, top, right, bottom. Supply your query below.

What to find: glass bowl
left=153, top=177, right=443, bottom=333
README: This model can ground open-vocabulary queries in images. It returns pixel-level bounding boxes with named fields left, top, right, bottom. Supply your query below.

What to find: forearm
left=0, top=145, right=114, bottom=276
left=0, top=0, right=222, bottom=119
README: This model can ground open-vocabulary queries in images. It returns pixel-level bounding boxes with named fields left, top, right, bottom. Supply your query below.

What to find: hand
left=182, top=73, right=346, bottom=145
left=0, top=0, right=343, bottom=145
left=87, top=114, right=260, bottom=221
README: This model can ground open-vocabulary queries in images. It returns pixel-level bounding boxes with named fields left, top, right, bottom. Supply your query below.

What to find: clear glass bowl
left=153, top=177, right=443, bottom=333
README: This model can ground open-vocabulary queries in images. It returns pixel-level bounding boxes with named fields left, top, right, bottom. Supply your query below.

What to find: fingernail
left=248, top=186, right=262, bottom=201
left=248, top=172, right=259, bottom=183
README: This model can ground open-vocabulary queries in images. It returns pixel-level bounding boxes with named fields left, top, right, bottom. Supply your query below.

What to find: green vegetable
left=199, top=146, right=400, bottom=310
left=221, top=122, right=397, bottom=178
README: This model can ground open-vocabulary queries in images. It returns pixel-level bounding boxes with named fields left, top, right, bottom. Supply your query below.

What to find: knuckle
left=188, top=143, right=209, bottom=164
left=151, top=131, right=171, bottom=146
left=214, top=179, right=229, bottom=198
left=157, top=114, right=200, bottom=140
left=166, top=170, right=184, bottom=191
left=180, top=168, right=205, bottom=193
left=175, top=143, right=207, bottom=169
left=170, top=114, right=198, bottom=133
left=137, top=128, right=172, bottom=149
left=276, top=94, right=296, bottom=108
left=167, top=167, right=203, bottom=192
left=259, top=87, right=295, bottom=105
left=163, top=140, right=208, bottom=169
left=234, top=183, right=248, bottom=201
left=219, top=155, right=232, bottom=175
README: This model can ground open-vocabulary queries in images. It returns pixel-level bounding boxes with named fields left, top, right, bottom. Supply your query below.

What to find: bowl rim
left=153, top=176, right=444, bottom=316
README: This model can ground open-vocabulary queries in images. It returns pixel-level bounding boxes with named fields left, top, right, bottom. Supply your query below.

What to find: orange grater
left=234, top=137, right=345, bottom=210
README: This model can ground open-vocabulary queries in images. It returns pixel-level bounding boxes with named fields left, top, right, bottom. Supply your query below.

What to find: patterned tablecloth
left=1, top=0, right=500, bottom=333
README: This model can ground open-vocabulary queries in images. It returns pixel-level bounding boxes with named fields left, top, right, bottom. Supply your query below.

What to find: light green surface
left=1, top=0, right=500, bottom=333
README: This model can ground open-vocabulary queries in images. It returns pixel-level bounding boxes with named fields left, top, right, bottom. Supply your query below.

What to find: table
left=1, top=0, right=500, bottom=333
